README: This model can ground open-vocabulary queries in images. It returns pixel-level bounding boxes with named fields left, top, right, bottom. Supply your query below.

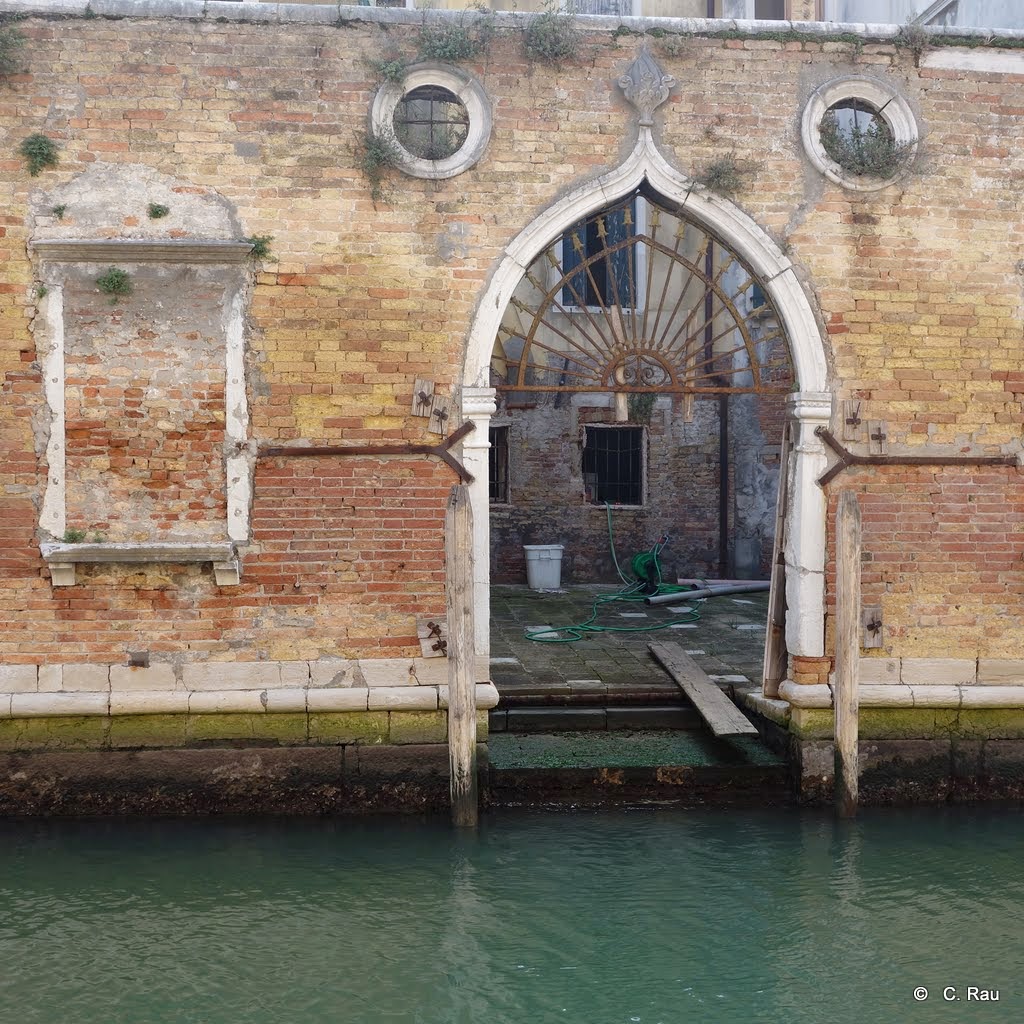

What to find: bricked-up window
left=489, top=426, right=510, bottom=504
left=58, top=263, right=234, bottom=543
left=583, top=426, right=644, bottom=506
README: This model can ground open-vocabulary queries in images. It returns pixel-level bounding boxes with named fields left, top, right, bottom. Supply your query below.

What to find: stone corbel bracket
left=40, top=541, right=241, bottom=587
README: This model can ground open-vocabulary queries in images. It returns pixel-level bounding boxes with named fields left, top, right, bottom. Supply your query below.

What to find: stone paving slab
left=490, top=584, right=767, bottom=699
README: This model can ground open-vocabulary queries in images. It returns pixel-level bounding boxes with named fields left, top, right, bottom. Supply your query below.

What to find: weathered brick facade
left=2, top=2, right=1024, bottom=789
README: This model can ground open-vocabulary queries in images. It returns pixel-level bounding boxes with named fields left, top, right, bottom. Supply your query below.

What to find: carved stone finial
left=618, top=48, right=676, bottom=128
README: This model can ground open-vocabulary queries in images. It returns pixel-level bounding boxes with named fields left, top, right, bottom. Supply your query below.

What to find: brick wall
left=62, top=265, right=229, bottom=543
left=826, top=467, right=1024, bottom=661
left=1, top=9, right=1023, bottom=669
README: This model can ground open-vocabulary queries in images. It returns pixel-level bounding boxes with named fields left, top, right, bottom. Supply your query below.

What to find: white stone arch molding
left=801, top=76, right=919, bottom=192
left=461, top=134, right=832, bottom=672
left=370, top=62, right=492, bottom=181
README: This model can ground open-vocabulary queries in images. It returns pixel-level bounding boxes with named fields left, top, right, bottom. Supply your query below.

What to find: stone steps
left=486, top=730, right=789, bottom=808
left=492, top=682, right=685, bottom=708
left=490, top=704, right=701, bottom=733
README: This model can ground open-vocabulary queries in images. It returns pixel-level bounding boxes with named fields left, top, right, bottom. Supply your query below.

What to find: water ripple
left=0, top=809, right=1022, bottom=1023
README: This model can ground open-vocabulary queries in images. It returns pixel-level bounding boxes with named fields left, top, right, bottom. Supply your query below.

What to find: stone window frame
left=800, top=76, right=919, bottom=193
left=371, top=63, right=491, bottom=181
left=32, top=239, right=252, bottom=587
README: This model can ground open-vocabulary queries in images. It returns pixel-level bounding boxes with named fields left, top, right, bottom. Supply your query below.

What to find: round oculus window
left=393, top=85, right=470, bottom=162
left=371, top=64, right=491, bottom=181
left=801, top=78, right=918, bottom=192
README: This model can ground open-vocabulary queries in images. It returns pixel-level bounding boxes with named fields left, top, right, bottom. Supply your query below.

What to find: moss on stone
left=185, top=713, right=309, bottom=745
left=952, top=708, right=1024, bottom=740
left=789, top=708, right=834, bottom=739
left=388, top=711, right=447, bottom=745
left=308, top=711, right=389, bottom=745
left=789, top=706, right=1024, bottom=741
left=0, top=715, right=109, bottom=751
left=108, top=714, right=190, bottom=749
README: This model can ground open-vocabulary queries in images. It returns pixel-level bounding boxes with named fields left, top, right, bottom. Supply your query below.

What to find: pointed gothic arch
left=460, top=135, right=832, bottom=695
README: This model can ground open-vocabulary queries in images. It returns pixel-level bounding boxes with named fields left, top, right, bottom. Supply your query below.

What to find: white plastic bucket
left=523, top=544, right=564, bottom=591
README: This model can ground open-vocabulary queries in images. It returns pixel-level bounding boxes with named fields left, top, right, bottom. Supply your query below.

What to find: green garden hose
left=524, top=505, right=702, bottom=643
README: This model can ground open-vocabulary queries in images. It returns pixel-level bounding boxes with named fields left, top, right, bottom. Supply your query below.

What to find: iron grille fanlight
left=492, top=189, right=793, bottom=397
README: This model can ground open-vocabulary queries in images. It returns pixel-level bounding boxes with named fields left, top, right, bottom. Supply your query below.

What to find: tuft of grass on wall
left=524, top=1, right=582, bottom=64
left=96, top=266, right=133, bottom=302
left=18, top=133, right=59, bottom=177
left=819, top=112, right=913, bottom=179
left=246, top=235, right=273, bottom=259
left=367, top=56, right=408, bottom=84
left=695, top=154, right=755, bottom=198
left=0, top=22, right=25, bottom=76
left=417, top=6, right=495, bottom=63
left=356, top=129, right=402, bottom=204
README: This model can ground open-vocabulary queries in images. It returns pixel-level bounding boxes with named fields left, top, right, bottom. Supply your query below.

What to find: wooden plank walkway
left=648, top=641, right=759, bottom=738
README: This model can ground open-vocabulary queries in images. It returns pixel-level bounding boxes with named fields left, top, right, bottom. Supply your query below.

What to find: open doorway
left=485, top=189, right=792, bottom=701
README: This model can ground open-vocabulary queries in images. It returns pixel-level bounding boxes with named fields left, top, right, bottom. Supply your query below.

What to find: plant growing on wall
left=51, top=204, right=66, bottom=220
left=524, top=1, right=581, bottom=64
left=18, top=133, right=59, bottom=177
left=627, top=393, right=657, bottom=425
left=367, top=55, right=408, bottom=85
left=246, top=235, right=273, bottom=259
left=818, top=111, right=912, bottom=180
left=96, top=266, right=133, bottom=302
left=0, top=21, right=25, bottom=76
left=147, top=203, right=170, bottom=219
left=417, top=5, right=496, bottom=63
left=695, top=154, right=754, bottom=198
left=356, top=128, right=402, bottom=204
left=895, top=19, right=930, bottom=63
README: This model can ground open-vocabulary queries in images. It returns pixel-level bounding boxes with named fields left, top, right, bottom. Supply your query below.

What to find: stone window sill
left=40, top=542, right=241, bottom=587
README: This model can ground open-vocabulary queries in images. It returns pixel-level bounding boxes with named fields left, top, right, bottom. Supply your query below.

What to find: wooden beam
left=649, top=642, right=758, bottom=737
left=834, top=490, right=861, bottom=818
left=445, top=484, right=478, bottom=827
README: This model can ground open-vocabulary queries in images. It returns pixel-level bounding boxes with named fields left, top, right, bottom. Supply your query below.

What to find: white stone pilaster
left=461, top=386, right=496, bottom=673
left=224, top=287, right=252, bottom=542
left=39, top=287, right=66, bottom=540
left=785, top=392, right=831, bottom=658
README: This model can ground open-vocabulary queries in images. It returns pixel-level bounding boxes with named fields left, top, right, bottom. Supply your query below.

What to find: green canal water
left=2, top=808, right=1022, bottom=1024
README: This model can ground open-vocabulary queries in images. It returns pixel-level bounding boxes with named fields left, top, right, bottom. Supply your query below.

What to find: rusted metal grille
left=582, top=425, right=644, bottom=506
left=488, top=425, right=510, bottom=503
left=492, top=190, right=793, bottom=396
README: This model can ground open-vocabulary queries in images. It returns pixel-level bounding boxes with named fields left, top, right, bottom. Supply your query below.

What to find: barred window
left=393, top=85, right=469, bottom=162
left=582, top=426, right=644, bottom=506
left=489, top=426, right=510, bottom=504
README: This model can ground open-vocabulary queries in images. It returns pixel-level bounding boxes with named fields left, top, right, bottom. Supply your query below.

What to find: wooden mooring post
left=445, top=484, right=478, bottom=827
left=834, top=490, right=861, bottom=818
